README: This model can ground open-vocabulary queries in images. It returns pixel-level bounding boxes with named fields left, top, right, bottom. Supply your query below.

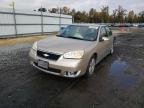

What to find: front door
left=97, top=26, right=109, bottom=61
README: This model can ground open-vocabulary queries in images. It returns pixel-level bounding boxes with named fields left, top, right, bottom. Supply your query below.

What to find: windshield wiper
left=56, top=34, right=64, bottom=37
left=57, top=35, right=89, bottom=41
left=66, top=36, right=85, bottom=40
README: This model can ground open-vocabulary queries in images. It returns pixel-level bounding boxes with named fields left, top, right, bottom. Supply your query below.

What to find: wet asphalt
left=0, top=28, right=144, bottom=108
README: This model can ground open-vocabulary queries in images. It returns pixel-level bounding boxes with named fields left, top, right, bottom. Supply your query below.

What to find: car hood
left=37, top=36, right=94, bottom=54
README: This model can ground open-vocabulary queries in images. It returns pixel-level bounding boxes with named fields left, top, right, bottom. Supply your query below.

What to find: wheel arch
left=92, top=53, right=97, bottom=60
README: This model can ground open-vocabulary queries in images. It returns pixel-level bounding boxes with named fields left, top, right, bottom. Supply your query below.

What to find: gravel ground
left=0, top=28, right=144, bottom=108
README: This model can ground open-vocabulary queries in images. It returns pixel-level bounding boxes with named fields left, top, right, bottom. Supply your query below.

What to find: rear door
left=105, top=26, right=113, bottom=53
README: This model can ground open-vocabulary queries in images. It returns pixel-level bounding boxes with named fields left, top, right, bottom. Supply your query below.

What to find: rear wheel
left=84, top=56, right=96, bottom=78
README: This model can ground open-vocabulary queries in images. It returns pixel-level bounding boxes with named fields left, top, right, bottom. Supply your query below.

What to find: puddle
left=137, top=58, right=144, bottom=61
left=129, top=44, right=144, bottom=48
left=110, top=58, right=128, bottom=74
left=109, top=58, right=138, bottom=88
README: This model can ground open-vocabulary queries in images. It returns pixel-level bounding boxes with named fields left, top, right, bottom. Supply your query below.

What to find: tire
left=84, top=56, right=96, bottom=78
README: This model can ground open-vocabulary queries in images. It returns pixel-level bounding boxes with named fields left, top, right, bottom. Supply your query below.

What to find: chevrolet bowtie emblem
left=43, top=54, right=49, bottom=57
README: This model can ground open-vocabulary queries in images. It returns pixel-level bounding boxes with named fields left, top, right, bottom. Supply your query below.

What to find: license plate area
left=38, top=60, right=48, bottom=69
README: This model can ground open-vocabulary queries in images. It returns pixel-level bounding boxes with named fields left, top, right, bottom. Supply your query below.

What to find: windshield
left=58, top=25, right=99, bottom=41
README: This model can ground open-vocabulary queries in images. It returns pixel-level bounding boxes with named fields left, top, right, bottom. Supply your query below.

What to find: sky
left=0, top=0, right=143, bottom=14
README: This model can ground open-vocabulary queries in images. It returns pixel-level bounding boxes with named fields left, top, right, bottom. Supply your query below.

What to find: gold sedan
left=29, top=24, right=114, bottom=78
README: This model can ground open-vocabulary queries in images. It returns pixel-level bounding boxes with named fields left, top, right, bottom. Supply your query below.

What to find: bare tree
left=101, top=6, right=109, bottom=23
left=115, top=5, right=127, bottom=23
left=48, top=8, right=59, bottom=13
left=38, top=8, right=47, bottom=12
left=128, top=11, right=134, bottom=23
left=112, top=10, right=117, bottom=23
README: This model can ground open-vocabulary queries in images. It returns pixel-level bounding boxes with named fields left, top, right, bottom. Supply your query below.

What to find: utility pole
left=57, top=0, right=61, bottom=31
left=72, top=14, right=74, bottom=23
left=12, top=1, right=17, bottom=37
left=41, top=5, right=43, bottom=35
left=59, top=7, right=61, bottom=31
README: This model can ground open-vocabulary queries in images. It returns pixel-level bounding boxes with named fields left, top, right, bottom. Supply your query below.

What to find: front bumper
left=29, top=49, right=87, bottom=78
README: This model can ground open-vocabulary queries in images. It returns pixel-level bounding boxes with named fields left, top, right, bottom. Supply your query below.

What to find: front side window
left=100, top=27, right=107, bottom=37
left=58, top=25, right=99, bottom=41
left=105, top=26, right=112, bottom=36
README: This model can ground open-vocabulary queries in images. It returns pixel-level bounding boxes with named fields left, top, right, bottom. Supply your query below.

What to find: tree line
left=38, top=5, right=144, bottom=23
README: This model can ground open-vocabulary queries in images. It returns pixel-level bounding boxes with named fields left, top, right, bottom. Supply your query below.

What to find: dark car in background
left=138, top=24, right=144, bottom=28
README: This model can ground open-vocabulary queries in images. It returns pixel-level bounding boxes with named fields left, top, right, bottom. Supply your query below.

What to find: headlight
left=32, top=42, right=37, bottom=51
left=63, top=50, right=84, bottom=59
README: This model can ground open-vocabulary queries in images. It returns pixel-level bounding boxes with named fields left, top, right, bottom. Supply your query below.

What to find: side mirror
left=109, top=31, right=112, bottom=35
left=99, top=37, right=104, bottom=42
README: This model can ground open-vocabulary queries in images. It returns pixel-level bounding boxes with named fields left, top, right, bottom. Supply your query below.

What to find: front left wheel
left=84, top=56, right=96, bottom=78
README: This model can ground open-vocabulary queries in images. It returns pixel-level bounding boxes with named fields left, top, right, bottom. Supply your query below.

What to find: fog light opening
left=64, top=71, right=81, bottom=77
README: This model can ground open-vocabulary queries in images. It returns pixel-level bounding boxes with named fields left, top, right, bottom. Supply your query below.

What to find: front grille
left=37, top=50, right=61, bottom=61
left=34, top=62, right=61, bottom=73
